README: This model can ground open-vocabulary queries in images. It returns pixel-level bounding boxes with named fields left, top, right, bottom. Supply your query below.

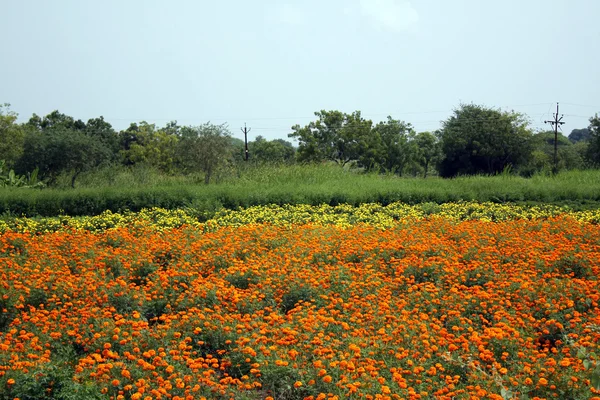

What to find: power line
left=83, top=103, right=560, bottom=123
left=17, top=103, right=594, bottom=135
left=561, top=102, right=600, bottom=109
left=56, top=114, right=581, bottom=135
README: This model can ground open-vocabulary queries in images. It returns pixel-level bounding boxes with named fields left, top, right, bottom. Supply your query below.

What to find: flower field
left=1, top=203, right=600, bottom=400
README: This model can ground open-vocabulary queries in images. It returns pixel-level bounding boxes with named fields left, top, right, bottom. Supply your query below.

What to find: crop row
left=1, top=216, right=599, bottom=399
left=2, top=201, right=600, bottom=234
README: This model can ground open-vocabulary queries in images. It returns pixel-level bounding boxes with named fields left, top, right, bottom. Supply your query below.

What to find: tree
left=357, top=117, right=413, bottom=174
left=119, top=122, right=179, bottom=173
left=438, top=103, right=533, bottom=177
left=289, top=110, right=372, bottom=165
left=0, top=103, right=25, bottom=169
left=177, top=123, right=232, bottom=184
left=586, top=114, right=600, bottom=165
left=26, top=110, right=85, bottom=131
left=248, top=136, right=295, bottom=163
left=18, top=125, right=111, bottom=187
left=411, top=131, right=441, bottom=178
left=568, top=128, right=591, bottom=143
left=16, top=111, right=113, bottom=187
left=524, top=131, right=587, bottom=173
left=85, top=116, right=119, bottom=159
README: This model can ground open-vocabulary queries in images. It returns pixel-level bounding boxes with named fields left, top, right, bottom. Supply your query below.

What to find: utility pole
left=545, top=103, right=565, bottom=175
left=241, top=123, right=251, bottom=161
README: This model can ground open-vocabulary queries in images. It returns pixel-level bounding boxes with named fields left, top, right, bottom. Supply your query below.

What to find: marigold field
left=1, top=203, right=600, bottom=400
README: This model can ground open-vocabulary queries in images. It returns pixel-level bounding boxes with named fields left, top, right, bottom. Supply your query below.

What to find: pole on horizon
left=544, top=103, right=565, bottom=175
left=241, top=123, right=251, bottom=161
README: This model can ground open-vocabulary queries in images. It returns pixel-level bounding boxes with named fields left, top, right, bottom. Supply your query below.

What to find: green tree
left=119, top=122, right=179, bottom=173
left=85, top=116, right=119, bottom=159
left=586, top=114, right=600, bottom=166
left=411, top=131, right=441, bottom=178
left=18, top=123, right=111, bottom=187
left=289, top=110, right=372, bottom=165
left=177, top=123, right=233, bottom=184
left=0, top=103, right=25, bottom=169
left=438, top=103, right=533, bottom=177
left=524, top=131, right=587, bottom=173
left=26, top=110, right=86, bottom=131
left=357, top=117, right=413, bottom=174
left=248, top=136, right=295, bottom=163
left=568, top=128, right=591, bottom=143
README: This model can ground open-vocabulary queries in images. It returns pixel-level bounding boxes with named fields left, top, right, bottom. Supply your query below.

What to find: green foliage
left=85, top=116, right=120, bottom=159
left=586, top=114, right=600, bottom=166
left=177, top=123, right=234, bottom=183
left=26, top=288, right=48, bottom=309
left=549, top=254, right=592, bottom=279
left=130, top=260, right=157, bottom=286
left=357, top=116, right=413, bottom=175
left=5, top=104, right=600, bottom=188
left=403, top=263, right=442, bottom=284
left=247, top=135, right=295, bottom=163
left=410, top=131, right=442, bottom=178
left=280, top=285, right=317, bottom=314
left=2, top=166, right=600, bottom=217
left=438, top=103, right=533, bottom=177
left=575, top=342, right=600, bottom=392
left=119, top=121, right=179, bottom=173
left=0, top=104, right=25, bottom=169
left=522, top=131, right=588, bottom=174
left=0, top=160, right=44, bottom=188
left=17, top=111, right=113, bottom=187
left=290, top=110, right=372, bottom=165
left=225, top=271, right=259, bottom=290
left=569, top=127, right=591, bottom=143
left=0, top=290, right=16, bottom=332
left=142, top=298, right=169, bottom=323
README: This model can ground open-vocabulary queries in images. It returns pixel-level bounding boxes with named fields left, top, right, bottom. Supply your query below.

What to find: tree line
left=0, top=102, right=599, bottom=187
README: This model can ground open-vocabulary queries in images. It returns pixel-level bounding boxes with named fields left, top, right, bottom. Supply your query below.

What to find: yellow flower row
left=0, top=208, right=200, bottom=234
left=0, top=202, right=599, bottom=233
left=206, top=202, right=600, bottom=228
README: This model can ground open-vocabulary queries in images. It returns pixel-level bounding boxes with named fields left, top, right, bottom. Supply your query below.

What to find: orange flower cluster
left=1, top=217, right=599, bottom=399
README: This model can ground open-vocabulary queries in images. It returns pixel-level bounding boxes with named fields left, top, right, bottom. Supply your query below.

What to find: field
left=1, top=204, right=600, bottom=400
left=3, top=166, right=600, bottom=218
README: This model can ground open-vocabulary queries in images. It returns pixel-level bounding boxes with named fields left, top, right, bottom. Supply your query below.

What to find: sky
left=2, top=0, right=599, bottom=141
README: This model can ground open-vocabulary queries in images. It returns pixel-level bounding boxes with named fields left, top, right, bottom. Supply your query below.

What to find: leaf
left=501, top=387, right=512, bottom=399
left=591, top=370, right=600, bottom=391
left=583, top=359, right=590, bottom=370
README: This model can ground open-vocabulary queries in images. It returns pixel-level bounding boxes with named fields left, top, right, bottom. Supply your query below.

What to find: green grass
left=1, top=164, right=600, bottom=217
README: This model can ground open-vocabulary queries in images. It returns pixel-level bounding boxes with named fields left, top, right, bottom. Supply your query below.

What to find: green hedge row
left=2, top=173, right=600, bottom=218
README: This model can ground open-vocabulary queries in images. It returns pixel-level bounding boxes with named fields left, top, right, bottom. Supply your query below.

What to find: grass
left=1, top=164, right=600, bottom=217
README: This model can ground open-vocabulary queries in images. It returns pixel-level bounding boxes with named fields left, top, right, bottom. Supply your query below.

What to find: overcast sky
left=2, top=0, right=599, bottom=140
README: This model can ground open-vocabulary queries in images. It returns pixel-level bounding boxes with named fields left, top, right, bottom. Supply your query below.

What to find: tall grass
left=1, top=164, right=599, bottom=217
